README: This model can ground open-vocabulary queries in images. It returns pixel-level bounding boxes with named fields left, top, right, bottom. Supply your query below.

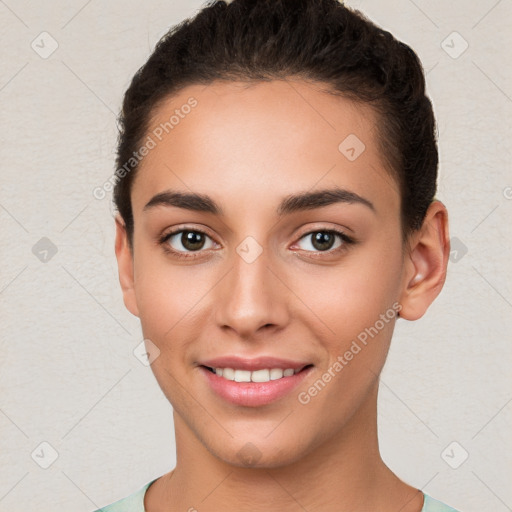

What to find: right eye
left=159, top=228, right=217, bottom=259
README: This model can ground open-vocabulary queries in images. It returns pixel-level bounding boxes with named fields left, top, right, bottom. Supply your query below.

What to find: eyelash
left=158, top=227, right=355, bottom=260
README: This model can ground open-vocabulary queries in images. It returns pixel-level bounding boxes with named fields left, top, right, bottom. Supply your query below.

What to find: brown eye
left=310, top=232, right=336, bottom=251
left=295, top=229, right=354, bottom=254
left=160, top=229, right=216, bottom=256
left=180, top=231, right=207, bottom=251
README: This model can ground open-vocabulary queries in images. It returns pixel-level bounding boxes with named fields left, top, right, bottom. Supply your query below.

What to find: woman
left=95, top=0, right=457, bottom=510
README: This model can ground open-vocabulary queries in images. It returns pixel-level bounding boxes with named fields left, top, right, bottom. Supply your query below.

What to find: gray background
left=0, top=0, right=511, bottom=510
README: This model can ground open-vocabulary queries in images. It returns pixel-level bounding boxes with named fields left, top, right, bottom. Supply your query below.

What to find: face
left=116, top=79, right=421, bottom=468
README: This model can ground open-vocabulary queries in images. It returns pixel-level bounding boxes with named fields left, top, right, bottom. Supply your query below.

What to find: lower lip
left=200, top=366, right=313, bottom=407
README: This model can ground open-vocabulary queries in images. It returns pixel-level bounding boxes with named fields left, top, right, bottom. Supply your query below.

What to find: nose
left=214, top=243, right=289, bottom=340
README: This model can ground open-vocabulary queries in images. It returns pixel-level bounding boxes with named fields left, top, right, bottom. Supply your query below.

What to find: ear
left=114, top=215, right=140, bottom=318
left=398, top=200, right=450, bottom=321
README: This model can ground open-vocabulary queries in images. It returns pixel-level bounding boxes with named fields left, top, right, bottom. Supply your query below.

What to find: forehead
left=131, top=79, right=399, bottom=218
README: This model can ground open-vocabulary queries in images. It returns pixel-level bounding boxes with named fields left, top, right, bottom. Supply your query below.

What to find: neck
left=146, top=382, right=423, bottom=512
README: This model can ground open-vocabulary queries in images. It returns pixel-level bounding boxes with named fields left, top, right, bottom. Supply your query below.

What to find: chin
left=205, top=434, right=311, bottom=469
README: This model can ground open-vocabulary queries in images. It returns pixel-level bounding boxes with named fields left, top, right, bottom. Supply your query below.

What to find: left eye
left=295, top=230, right=351, bottom=252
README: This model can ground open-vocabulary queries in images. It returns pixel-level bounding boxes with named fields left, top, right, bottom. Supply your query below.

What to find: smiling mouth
left=201, top=364, right=314, bottom=383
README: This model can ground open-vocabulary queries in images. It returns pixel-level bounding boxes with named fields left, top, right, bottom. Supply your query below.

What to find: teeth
left=211, top=367, right=300, bottom=383
left=234, top=370, right=251, bottom=382
left=222, top=368, right=234, bottom=380
left=270, top=368, right=283, bottom=380
left=251, top=369, right=270, bottom=382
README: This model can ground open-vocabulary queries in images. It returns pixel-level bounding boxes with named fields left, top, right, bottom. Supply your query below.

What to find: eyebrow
left=143, top=187, right=375, bottom=216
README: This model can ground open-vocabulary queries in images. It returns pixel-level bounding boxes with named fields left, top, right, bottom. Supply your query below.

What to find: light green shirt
left=93, top=478, right=460, bottom=511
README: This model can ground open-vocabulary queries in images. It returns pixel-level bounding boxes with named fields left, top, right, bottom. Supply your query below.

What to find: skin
left=114, top=78, right=450, bottom=512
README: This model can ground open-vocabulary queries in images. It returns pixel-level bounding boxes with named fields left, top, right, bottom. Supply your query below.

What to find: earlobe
left=398, top=201, right=450, bottom=321
left=114, top=215, right=140, bottom=318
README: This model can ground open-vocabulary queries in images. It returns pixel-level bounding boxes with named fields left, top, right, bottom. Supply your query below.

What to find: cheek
left=133, top=251, right=185, bottom=341
left=292, top=259, right=401, bottom=426
left=132, top=254, right=202, bottom=407
left=133, top=250, right=218, bottom=352
left=294, top=236, right=403, bottom=400
left=301, top=245, right=402, bottom=339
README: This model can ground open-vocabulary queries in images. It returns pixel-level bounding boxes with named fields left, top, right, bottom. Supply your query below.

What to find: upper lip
left=199, top=356, right=312, bottom=372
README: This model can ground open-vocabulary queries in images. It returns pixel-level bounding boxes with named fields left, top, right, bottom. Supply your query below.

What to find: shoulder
left=91, top=479, right=157, bottom=512
left=422, top=494, right=461, bottom=512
